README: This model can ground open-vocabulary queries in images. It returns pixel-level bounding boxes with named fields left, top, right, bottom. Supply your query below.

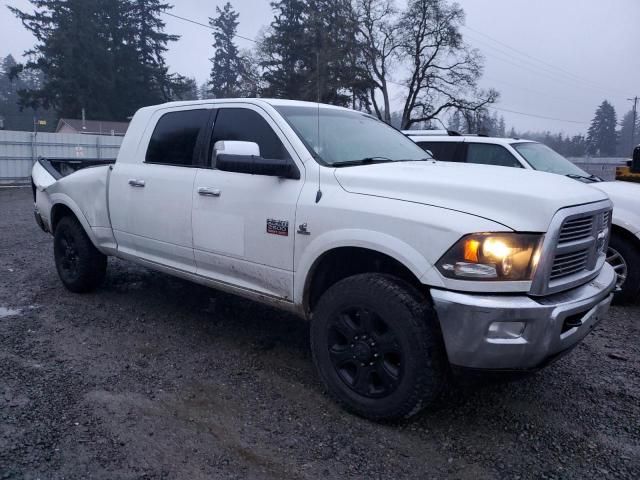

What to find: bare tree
left=398, top=0, right=498, bottom=129
left=354, top=0, right=400, bottom=123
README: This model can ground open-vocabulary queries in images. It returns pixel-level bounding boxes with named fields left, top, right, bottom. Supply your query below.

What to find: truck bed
left=37, top=157, right=116, bottom=181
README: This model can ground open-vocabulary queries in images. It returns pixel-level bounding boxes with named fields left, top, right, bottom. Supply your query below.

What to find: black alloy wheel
left=53, top=216, right=107, bottom=293
left=55, top=230, right=81, bottom=279
left=327, top=306, right=403, bottom=398
left=311, top=273, right=448, bottom=421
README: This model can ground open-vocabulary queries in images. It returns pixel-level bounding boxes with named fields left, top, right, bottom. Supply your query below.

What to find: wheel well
left=611, top=224, right=640, bottom=250
left=304, top=247, right=425, bottom=314
left=50, top=204, right=76, bottom=233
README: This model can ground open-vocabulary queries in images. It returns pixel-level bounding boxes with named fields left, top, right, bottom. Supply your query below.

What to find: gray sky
left=2, top=0, right=639, bottom=135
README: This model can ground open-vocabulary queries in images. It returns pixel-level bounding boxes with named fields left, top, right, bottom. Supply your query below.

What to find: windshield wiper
left=332, top=157, right=394, bottom=167
left=566, top=173, right=597, bottom=183
left=397, top=157, right=434, bottom=162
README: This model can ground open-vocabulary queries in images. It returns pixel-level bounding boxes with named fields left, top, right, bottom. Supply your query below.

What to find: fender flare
left=294, top=228, right=432, bottom=305
left=48, top=192, right=103, bottom=251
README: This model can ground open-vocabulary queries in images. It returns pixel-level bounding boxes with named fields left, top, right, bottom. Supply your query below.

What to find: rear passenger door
left=109, top=108, right=211, bottom=272
left=464, top=143, right=523, bottom=168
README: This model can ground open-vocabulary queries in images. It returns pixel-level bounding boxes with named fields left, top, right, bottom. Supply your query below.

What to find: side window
left=466, top=143, right=522, bottom=168
left=417, top=141, right=463, bottom=162
left=211, top=108, right=291, bottom=162
left=146, top=109, right=209, bottom=166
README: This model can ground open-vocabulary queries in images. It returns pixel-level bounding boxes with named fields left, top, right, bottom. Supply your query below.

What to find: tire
left=310, top=273, right=448, bottom=421
left=608, top=232, right=640, bottom=304
left=53, top=216, right=107, bottom=293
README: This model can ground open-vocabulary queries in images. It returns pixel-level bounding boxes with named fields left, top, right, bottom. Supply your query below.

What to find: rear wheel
left=608, top=231, right=640, bottom=304
left=54, top=216, right=107, bottom=293
left=310, top=274, right=448, bottom=421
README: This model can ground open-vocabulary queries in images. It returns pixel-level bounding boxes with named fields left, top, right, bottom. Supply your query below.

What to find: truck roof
left=403, top=132, right=536, bottom=146
left=147, top=98, right=352, bottom=112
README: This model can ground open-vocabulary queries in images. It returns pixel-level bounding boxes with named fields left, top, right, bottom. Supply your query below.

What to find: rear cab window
left=146, top=109, right=210, bottom=167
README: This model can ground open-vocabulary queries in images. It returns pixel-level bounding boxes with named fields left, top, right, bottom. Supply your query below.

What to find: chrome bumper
left=431, top=263, right=616, bottom=370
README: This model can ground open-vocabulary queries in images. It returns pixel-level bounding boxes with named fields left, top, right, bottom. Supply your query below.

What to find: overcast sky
left=1, top=0, right=639, bottom=134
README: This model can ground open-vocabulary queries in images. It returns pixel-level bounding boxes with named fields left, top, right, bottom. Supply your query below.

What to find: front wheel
left=54, top=216, right=107, bottom=293
left=310, top=274, right=448, bottom=421
left=607, top=232, right=640, bottom=304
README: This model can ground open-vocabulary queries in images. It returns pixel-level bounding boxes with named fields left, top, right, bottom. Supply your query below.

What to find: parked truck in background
left=406, top=131, right=640, bottom=305
left=32, top=99, right=615, bottom=420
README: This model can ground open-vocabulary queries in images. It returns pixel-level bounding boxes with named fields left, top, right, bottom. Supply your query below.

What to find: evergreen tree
left=169, top=76, right=200, bottom=100
left=199, top=82, right=212, bottom=100
left=208, top=2, right=254, bottom=98
left=130, top=0, right=180, bottom=103
left=617, top=109, right=639, bottom=157
left=260, top=0, right=313, bottom=100
left=0, top=54, right=56, bottom=131
left=9, top=0, right=114, bottom=118
left=260, top=0, right=368, bottom=106
left=567, top=135, right=587, bottom=157
left=586, top=100, right=617, bottom=156
left=10, top=0, right=181, bottom=121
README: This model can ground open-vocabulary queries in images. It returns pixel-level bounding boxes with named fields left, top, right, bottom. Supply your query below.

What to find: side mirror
left=214, top=140, right=300, bottom=179
left=214, top=140, right=260, bottom=157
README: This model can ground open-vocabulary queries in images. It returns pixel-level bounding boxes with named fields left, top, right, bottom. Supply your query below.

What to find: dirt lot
left=1, top=186, right=639, bottom=479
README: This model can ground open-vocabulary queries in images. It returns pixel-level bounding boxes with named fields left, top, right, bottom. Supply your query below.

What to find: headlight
left=437, top=233, right=543, bottom=281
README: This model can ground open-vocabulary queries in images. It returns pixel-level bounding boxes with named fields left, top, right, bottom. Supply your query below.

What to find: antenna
left=315, top=51, right=323, bottom=203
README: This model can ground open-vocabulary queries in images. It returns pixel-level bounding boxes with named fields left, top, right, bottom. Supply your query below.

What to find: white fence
left=0, top=130, right=123, bottom=182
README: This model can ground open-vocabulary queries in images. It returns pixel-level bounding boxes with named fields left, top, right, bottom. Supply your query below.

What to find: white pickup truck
left=32, top=99, right=616, bottom=421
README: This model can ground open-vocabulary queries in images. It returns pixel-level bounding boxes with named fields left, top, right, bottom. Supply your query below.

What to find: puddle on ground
left=0, top=307, right=21, bottom=318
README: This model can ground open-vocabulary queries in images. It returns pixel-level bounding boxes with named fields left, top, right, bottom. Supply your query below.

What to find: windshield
left=513, top=142, right=591, bottom=178
left=275, top=105, right=431, bottom=166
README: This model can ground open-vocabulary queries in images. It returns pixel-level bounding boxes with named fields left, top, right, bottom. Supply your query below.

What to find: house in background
left=56, top=118, right=129, bottom=136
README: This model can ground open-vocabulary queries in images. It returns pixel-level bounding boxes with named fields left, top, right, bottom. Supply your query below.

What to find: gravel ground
left=1, top=186, right=639, bottom=479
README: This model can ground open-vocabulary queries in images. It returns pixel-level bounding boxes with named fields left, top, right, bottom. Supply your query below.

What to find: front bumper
left=431, top=263, right=616, bottom=370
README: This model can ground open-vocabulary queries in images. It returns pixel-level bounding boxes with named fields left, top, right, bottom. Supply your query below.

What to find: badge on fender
left=267, top=219, right=289, bottom=236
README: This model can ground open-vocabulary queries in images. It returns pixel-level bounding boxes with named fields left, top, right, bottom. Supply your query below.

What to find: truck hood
left=334, top=161, right=609, bottom=231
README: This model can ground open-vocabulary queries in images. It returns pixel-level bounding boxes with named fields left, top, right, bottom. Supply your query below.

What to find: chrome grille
left=550, top=249, right=590, bottom=279
left=531, top=201, right=613, bottom=296
left=558, top=216, right=594, bottom=243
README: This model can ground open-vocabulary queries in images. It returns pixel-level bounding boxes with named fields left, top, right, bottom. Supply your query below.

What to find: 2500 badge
left=266, top=219, right=289, bottom=236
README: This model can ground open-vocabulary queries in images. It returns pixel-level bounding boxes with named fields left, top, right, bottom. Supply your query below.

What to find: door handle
left=198, top=187, right=221, bottom=197
left=128, top=179, right=145, bottom=188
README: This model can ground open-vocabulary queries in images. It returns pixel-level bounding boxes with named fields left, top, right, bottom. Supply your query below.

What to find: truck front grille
left=531, top=202, right=613, bottom=296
